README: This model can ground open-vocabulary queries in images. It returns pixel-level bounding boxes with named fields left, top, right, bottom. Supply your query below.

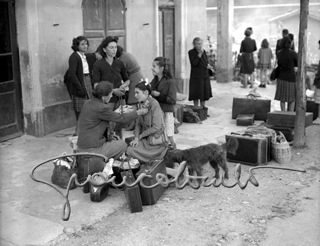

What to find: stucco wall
left=125, top=0, right=158, bottom=81
left=16, top=0, right=83, bottom=136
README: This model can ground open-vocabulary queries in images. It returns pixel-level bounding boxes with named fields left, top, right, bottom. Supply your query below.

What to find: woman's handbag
left=271, top=131, right=292, bottom=164
left=270, top=60, right=280, bottom=81
left=148, top=132, right=167, bottom=146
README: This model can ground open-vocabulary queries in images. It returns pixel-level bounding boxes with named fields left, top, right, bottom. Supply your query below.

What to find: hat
left=95, top=81, right=113, bottom=96
left=102, top=36, right=119, bottom=48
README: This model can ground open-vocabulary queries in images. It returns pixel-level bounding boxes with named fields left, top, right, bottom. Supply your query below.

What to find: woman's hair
left=116, top=45, right=124, bottom=58
left=154, top=57, right=173, bottom=79
left=135, top=81, right=151, bottom=95
left=280, top=36, right=292, bottom=49
left=244, top=28, right=252, bottom=37
left=100, top=36, right=119, bottom=58
left=92, top=81, right=113, bottom=99
left=261, top=39, right=269, bottom=48
left=192, top=37, right=202, bottom=46
left=71, top=36, right=89, bottom=51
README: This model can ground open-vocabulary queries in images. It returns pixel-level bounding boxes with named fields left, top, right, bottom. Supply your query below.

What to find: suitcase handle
left=230, top=132, right=253, bottom=137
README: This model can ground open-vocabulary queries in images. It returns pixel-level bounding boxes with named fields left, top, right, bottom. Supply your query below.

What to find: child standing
left=150, top=57, right=177, bottom=149
left=257, top=39, right=273, bottom=88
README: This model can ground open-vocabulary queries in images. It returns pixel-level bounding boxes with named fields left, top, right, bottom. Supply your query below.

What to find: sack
left=232, top=95, right=271, bottom=120
left=148, top=132, right=167, bottom=146
left=270, top=66, right=280, bottom=81
left=183, top=108, right=201, bottom=123
left=271, top=131, right=292, bottom=164
left=51, top=156, right=77, bottom=189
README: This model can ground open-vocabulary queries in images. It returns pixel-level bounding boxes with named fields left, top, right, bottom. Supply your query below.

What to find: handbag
left=149, top=132, right=167, bottom=146
left=232, top=94, right=271, bottom=120
left=270, top=60, right=280, bottom=81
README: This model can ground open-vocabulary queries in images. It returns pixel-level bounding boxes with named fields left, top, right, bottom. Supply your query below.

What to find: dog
left=164, top=137, right=238, bottom=179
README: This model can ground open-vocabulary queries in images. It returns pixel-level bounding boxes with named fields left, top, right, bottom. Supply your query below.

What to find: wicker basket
left=271, top=131, right=292, bottom=164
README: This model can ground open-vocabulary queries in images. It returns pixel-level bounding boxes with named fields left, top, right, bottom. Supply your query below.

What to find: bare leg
left=288, top=101, right=295, bottom=112
left=168, top=136, right=176, bottom=149
left=280, top=101, right=286, bottom=111
left=243, top=74, right=248, bottom=88
left=259, top=69, right=263, bottom=84
left=200, top=101, right=205, bottom=107
left=193, top=100, right=199, bottom=107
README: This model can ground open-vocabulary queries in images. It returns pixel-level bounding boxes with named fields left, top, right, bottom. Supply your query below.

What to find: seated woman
left=77, top=81, right=148, bottom=159
left=126, top=82, right=169, bottom=163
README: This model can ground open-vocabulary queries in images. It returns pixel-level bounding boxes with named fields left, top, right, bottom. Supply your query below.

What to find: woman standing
left=188, top=37, right=213, bottom=107
left=257, top=39, right=273, bottom=88
left=274, top=36, right=298, bottom=111
left=92, top=36, right=129, bottom=111
left=116, top=46, right=144, bottom=105
left=127, top=82, right=168, bottom=163
left=240, top=28, right=257, bottom=88
left=150, top=57, right=177, bottom=149
left=68, top=36, right=96, bottom=135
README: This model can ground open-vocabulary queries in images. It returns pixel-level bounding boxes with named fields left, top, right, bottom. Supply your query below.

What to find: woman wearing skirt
left=274, top=36, right=298, bottom=111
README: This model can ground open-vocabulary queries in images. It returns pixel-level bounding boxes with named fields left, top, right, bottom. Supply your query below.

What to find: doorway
left=82, top=0, right=126, bottom=52
left=0, top=0, right=23, bottom=142
left=159, top=6, right=175, bottom=76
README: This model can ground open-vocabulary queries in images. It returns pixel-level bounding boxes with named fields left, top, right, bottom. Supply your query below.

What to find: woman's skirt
left=188, top=77, right=212, bottom=101
left=240, top=53, right=255, bottom=74
left=257, top=62, right=271, bottom=69
left=274, top=79, right=296, bottom=102
left=71, top=75, right=93, bottom=112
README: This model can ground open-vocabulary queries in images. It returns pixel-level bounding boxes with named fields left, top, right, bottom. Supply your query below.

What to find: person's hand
left=113, top=88, right=125, bottom=97
left=151, top=90, right=160, bottom=97
left=130, top=139, right=139, bottom=147
left=112, top=134, right=121, bottom=140
left=198, top=48, right=204, bottom=57
left=137, top=108, right=148, bottom=116
left=207, top=64, right=213, bottom=69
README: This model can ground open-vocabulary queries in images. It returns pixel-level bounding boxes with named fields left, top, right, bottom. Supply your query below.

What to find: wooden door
left=0, top=0, right=23, bottom=142
left=159, top=6, right=175, bottom=75
left=82, top=0, right=126, bottom=53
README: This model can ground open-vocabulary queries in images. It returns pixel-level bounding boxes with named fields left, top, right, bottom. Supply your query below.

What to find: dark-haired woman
left=126, top=82, right=168, bottom=163
left=67, top=36, right=96, bottom=131
left=274, top=36, right=298, bottom=111
left=77, top=81, right=147, bottom=159
left=188, top=37, right=213, bottom=107
left=92, top=36, right=129, bottom=110
left=150, top=57, right=177, bottom=149
left=240, top=28, right=257, bottom=88
left=257, top=38, right=273, bottom=88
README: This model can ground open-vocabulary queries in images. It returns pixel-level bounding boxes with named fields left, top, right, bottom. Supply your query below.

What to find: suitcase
left=245, top=127, right=273, bottom=162
left=183, top=105, right=208, bottom=121
left=236, top=114, right=255, bottom=126
left=174, top=104, right=184, bottom=125
left=121, top=171, right=143, bottom=213
left=90, top=183, right=110, bottom=202
left=225, top=133, right=268, bottom=166
left=267, top=111, right=313, bottom=128
left=232, top=96, right=271, bottom=120
left=76, top=155, right=106, bottom=193
left=135, top=159, right=167, bottom=205
left=266, top=125, right=294, bottom=142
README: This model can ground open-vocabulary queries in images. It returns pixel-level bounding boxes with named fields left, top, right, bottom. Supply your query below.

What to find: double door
left=82, top=0, right=126, bottom=52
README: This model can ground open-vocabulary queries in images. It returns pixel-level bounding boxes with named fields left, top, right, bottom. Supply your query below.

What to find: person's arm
left=188, top=49, right=201, bottom=67
left=92, top=62, right=101, bottom=88
left=156, top=79, right=176, bottom=105
left=240, top=41, right=244, bottom=53
left=253, top=40, right=257, bottom=52
left=68, top=53, right=85, bottom=96
left=293, top=52, right=298, bottom=67
left=138, top=102, right=163, bottom=140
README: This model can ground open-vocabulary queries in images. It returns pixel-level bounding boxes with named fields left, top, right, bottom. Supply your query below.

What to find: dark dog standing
left=164, top=138, right=238, bottom=179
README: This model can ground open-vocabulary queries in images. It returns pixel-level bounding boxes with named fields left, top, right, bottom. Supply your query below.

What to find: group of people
left=66, top=35, right=179, bottom=163
left=65, top=34, right=215, bottom=163
left=239, top=27, right=299, bottom=112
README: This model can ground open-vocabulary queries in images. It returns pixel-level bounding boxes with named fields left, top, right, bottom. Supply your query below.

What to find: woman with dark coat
left=188, top=37, right=213, bottom=107
left=67, top=36, right=96, bottom=134
left=274, top=36, right=298, bottom=111
left=240, top=28, right=257, bottom=88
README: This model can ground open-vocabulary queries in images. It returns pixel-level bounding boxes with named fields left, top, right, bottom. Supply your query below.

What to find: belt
left=84, top=73, right=90, bottom=76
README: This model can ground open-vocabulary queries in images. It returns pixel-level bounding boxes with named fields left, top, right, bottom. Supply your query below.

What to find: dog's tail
left=222, top=137, right=238, bottom=155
